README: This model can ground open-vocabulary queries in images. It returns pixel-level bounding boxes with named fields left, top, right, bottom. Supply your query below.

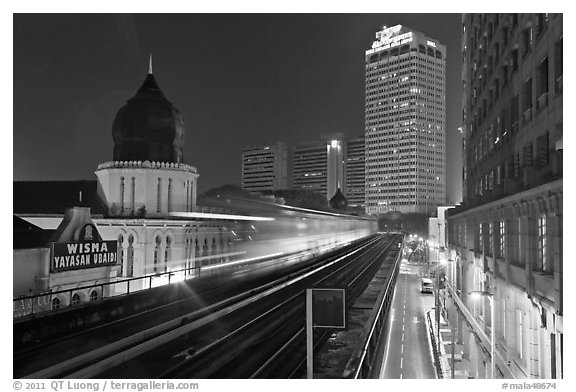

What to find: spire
left=148, top=53, right=153, bottom=74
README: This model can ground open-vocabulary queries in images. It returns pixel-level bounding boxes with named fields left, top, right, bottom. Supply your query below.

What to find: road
left=379, top=252, right=437, bottom=379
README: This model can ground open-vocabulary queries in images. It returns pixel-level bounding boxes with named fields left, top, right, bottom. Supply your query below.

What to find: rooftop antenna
left=148, top=53, right=153, bottom=74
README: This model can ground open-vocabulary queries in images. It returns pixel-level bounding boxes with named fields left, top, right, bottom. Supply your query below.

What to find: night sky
left=13, top=13, right=463, bottom=203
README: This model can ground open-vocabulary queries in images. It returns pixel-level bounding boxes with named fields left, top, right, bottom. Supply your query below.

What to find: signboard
left=308, top=288, right=347, bottom=329
left=306, top=288, right=347, bottom=378
left=51, top=241, right=118, bottom=273
left=367, top=32, right=413, bottom=55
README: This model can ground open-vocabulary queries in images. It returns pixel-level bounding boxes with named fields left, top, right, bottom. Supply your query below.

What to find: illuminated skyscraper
left=364, top=25, right=446, bottom=215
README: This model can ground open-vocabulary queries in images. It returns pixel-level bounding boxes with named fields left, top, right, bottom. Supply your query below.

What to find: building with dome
left=13, top=63, right=237, bottom=317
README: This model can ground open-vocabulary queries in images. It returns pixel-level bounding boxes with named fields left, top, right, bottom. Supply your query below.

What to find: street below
left=379, top=251, right=436, bottom=379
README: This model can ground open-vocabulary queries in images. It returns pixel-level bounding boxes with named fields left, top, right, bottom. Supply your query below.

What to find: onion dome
left=329, top=188, right=348, bottom=210
left=112, top=57, right=184, bottom=163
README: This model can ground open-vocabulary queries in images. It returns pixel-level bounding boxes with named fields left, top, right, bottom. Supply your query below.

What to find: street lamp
left=469, top=290, right=495, bottom=379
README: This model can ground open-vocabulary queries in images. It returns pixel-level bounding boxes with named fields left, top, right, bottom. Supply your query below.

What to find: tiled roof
left=13, top=215, right=54, bottom=249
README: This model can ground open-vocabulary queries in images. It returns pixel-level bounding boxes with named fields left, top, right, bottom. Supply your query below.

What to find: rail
left=21, top=236, right=380, bottom=379
left=342, top=241, right=403, bottom=378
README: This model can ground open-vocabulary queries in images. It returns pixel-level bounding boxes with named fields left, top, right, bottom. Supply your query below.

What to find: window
left=538, top=215, right=549, bottom=272
left=537, top=133, right=550, bottom=168
left=524, top=142, right=533, bottom=167
left=90, top=290, right=98, bottom=301
left=71, top=293, right=81, bottom=306
left=536, top=14, right=548, bottom=37
left=118, top=235, right=124, bottom=276
left=157, top=178, right=162, bottom=213
left=522, top=77, right=533, bottom=112
left=131, top=177, right=135, bottom=214
left=511, top=49, right=519, bottom=72
left=499, top=220, right=506, bottom=258
left=154, top=236, right=161, bottom=273
left=120, top=177, right=125, bottom=213
left=168, top=178, right=173, bottom=213
left=164, top=237, right=171, bottom=273
left=537, top=57, right=549, bottom=110
left=51, top=297, right=61, bottom=310
left=127, top=234, right=134, bottom=277
left=554, top=37, right=563, bottom=93
left=511, top=95, right=520, bottom=133
left=522, top=26, right=532, bottom=57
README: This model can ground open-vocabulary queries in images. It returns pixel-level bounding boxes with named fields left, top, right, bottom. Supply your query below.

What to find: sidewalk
left=428, top=307, right=470, bottom=379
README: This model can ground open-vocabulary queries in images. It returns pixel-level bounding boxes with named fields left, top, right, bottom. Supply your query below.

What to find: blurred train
left=192, top=195, right=378, bottom=272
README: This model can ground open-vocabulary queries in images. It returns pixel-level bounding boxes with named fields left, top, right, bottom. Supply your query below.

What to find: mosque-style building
left=14, top=60, right=376, bottom=319
left=14, top=63, right=234, bottom=316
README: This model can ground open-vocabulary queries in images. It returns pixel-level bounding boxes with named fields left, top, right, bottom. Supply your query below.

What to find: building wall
left=95, top=161, right=199, bottom=218
left=293, top=140, right=328, bottom=197
left=241, top=142, right=288, bottom=193
left=447, top=14, right=562, bottom=379
left=13, top=248, right=50, bottom=295
left=345, top=137, right=366, bottom=208
left=365, top=25, right=446, bottom=215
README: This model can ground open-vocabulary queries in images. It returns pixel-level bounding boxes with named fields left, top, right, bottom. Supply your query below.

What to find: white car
left=420, top=278, right=434, bottom=294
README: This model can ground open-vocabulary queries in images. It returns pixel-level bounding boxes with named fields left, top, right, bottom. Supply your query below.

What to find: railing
left=445, top=282, right=516, bottom=379
left=12, top=250, right=300, bottom=320
left=97, top=160, right=197, bottom=173
left=342, top=243, right=403, bottom=378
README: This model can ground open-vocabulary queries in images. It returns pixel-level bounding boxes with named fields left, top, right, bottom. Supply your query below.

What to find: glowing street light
left=469, top=290, right=495, bottom=379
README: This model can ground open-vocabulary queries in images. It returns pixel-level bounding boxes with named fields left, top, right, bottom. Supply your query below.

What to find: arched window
left=127, top=234, right=135, bottom=277
left=71, top=293, right=81, bottom=306
left=203, top=238, right=209, bottom=259
left=154, top=236, right=161, bottom=273
left=118, top=234, right=124, bottom=276
left=51, top=297, right=61, bottom=310
left=90, top=290, right=98, bottom=301
left=164, top=237, right=172, bottom=272
left=195, top=238, right=200, bottom=258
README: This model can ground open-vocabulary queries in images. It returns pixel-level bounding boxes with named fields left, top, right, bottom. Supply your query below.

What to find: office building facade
left=364, top=25, right=446, bottom=215
left=345, top=137, right=366, bottom=208
left=241, top=142, right=288, bottom=193
left=447, top=14, right=563, bottom=378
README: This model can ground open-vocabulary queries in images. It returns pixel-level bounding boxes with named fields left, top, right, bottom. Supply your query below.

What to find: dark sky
left=13, top=13, right=463, bottom=203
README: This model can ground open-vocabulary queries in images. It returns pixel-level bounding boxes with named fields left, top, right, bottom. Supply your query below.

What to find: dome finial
left=148, top=53, right=153, bottom=75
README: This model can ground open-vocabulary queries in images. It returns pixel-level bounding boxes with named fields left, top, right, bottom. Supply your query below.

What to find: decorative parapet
left=97, top=160, right=197, bottom=173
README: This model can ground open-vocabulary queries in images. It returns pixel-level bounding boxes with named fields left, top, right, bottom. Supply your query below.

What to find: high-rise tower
left=364, top=25, right=446, bottom=215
